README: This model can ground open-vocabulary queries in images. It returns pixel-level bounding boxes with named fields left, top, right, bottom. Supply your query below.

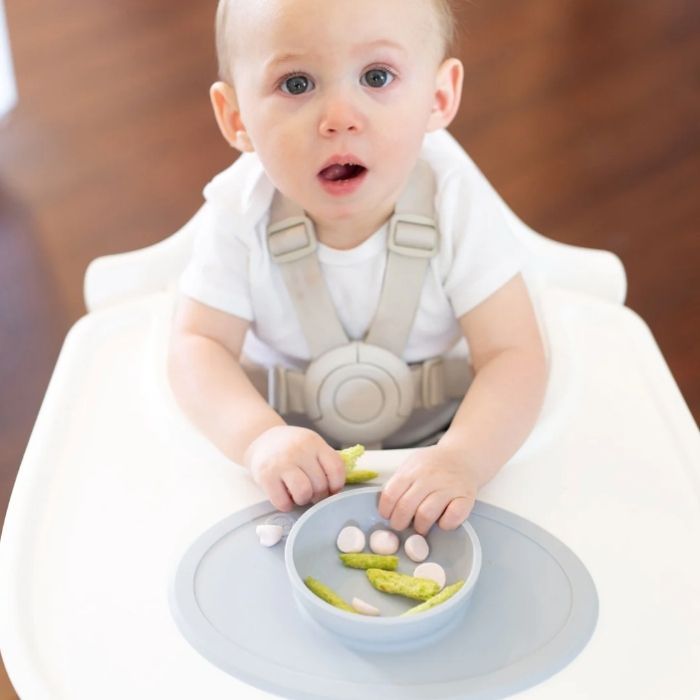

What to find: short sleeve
left=439, top=165, right=527, bottom=318
left=178, top=202, right=254, bottom=320
left=178, top=153, right=274, bottom=320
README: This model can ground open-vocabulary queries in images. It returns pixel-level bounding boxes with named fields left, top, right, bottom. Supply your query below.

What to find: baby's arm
left=168, top=297, right=345, bottom=510
left=379, top=274, right=548, bottom=533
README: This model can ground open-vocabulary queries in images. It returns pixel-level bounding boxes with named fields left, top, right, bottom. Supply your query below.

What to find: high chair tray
left=171, top=499, right=598, bottom=700
left=1, top=289, right=699, bottom=699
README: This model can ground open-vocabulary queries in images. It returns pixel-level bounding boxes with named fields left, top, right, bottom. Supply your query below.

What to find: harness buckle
left=303, top=342, right=415, bottom=444
left=268, top=216, right=317, bottom=263
left=388, top=214, right=438, bottom=258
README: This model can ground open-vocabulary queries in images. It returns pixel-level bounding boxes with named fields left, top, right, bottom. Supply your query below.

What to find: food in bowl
left=285, top=487, right=481, bottom=652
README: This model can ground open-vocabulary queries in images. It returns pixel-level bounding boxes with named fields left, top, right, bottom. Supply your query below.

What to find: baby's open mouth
left=318, top=163, right=367, bottom=182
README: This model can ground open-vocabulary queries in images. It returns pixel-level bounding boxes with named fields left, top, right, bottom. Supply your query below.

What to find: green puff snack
left=339, top=553, right=399, bottom=571
left=338, top=445, right=378, bottom=484
left=366, top=569, right=440, bottom=601
left=401, top=580, right=466, bottom=616
left=304, top=576, right=356, bottom=613
left=338, top=444, right=365, bottom=475
left=344, top=469, right=379, bottom=484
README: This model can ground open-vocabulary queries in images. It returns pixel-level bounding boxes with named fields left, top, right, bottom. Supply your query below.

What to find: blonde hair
left=434, top=0, right=458, bottom=57
left=215, top=0, right=457, bottom=84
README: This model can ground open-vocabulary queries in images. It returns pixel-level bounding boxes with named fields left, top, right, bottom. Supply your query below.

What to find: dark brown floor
left=0, top=0, right=698, bottom=695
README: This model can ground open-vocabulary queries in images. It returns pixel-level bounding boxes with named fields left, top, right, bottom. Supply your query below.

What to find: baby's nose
left=318, top=93, right=364, bottom=136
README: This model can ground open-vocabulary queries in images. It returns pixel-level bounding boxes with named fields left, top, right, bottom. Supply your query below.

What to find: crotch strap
left=266, top=160, right=445, bottom=445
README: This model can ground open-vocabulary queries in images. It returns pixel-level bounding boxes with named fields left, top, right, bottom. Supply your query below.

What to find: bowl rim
left=284, top=486, right=482, bottom=626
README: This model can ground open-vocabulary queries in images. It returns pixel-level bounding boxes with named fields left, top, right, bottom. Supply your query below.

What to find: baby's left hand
left=378, top=444, right=477, bottom=535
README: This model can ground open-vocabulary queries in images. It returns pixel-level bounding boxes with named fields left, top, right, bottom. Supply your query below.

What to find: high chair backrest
left=83, top=134, right=626, bottom=313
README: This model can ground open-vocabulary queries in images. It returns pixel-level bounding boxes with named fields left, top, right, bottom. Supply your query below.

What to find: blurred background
left=0, top=0, right=698, bottom=695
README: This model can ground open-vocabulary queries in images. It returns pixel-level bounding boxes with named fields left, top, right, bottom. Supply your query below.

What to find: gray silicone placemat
left=170, top=501, right=598, bottom=699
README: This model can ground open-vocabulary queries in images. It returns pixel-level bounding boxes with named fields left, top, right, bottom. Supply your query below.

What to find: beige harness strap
left=267, top=194, right=348, bottom=357
left=365, top=159, right=438, bottom=354
left=256, top=357, right=473, bottom=415
left=268, top=161, right=437, bottom=357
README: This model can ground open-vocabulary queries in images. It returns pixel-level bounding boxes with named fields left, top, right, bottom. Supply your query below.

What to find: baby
left=168, top=0, right=548, bottom=535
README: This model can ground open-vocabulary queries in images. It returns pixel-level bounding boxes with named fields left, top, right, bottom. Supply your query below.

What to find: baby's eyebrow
left=264, top=39, right=407, bottom=72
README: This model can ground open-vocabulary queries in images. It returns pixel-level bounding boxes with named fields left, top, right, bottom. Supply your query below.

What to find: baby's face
left=223, top=0, right=459, bottom=234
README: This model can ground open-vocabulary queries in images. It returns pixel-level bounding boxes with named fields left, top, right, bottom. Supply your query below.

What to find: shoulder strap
left=266, top=159, right=437, bottom=359
left=267, top=194, right=348, bottom=357
left=364, top=159, right=438, bottom=354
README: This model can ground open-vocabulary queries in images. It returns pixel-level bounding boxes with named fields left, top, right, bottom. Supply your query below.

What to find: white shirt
left=180, top=129, right=526, bottom=369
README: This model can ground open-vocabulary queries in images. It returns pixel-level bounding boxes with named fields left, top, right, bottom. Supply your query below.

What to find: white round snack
left=413, top=562, right=446, bottom=590
left=336, top=525, right=366, bottom=553
left=404, top=533, right=430, bottom=562
left=369, top=529, right=399, bottom=555
left=352, top=597, right=381, bottom=616
left=256, top=524, right=283, bottom=547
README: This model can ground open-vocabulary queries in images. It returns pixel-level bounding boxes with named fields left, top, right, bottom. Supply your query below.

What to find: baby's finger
left=438, top=496, right=474, bottom=530
left=300, top=457, right=331, bottom=501
left=389, top=482, right=431, bottom=532
left=263, top=475, right=295, bottom=513
left=317, top=447, right=346, bottom=494
left=378, top=471, right=412, bottom=520
left=413, top=491, right=450, bottom=535
left=281, top=469, right=314, bottom=506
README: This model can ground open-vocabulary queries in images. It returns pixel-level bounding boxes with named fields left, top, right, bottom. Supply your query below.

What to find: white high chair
left=1, top=132, right=699, bottom=700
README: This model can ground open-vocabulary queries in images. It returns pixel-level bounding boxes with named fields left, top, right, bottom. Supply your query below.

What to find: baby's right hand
left=244, top=425, right=346, bottom=512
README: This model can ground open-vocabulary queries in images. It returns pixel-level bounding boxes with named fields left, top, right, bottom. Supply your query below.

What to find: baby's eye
left=361, top=68, right=395, bottom=89
left=280, top=74, right=314, bottom=96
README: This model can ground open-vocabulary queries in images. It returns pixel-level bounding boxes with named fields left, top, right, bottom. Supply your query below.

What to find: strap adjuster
left=388, top=214, right=438, bottom=259
left=268, top=216, right=317, bottom=263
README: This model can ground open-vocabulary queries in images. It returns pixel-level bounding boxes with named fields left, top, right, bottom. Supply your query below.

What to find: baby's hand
left=244, top=425, right=346, bottom=512
left=378, top=445, right=477, bottom=535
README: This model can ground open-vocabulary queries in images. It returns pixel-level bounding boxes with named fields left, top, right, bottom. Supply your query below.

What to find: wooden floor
left=0, top=0, right=698, bottom=695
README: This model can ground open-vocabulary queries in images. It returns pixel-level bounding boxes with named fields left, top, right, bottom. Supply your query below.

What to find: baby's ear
left=426, top=58, right=464, bottom=132
left=210, top=81, right=255, bottom=153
